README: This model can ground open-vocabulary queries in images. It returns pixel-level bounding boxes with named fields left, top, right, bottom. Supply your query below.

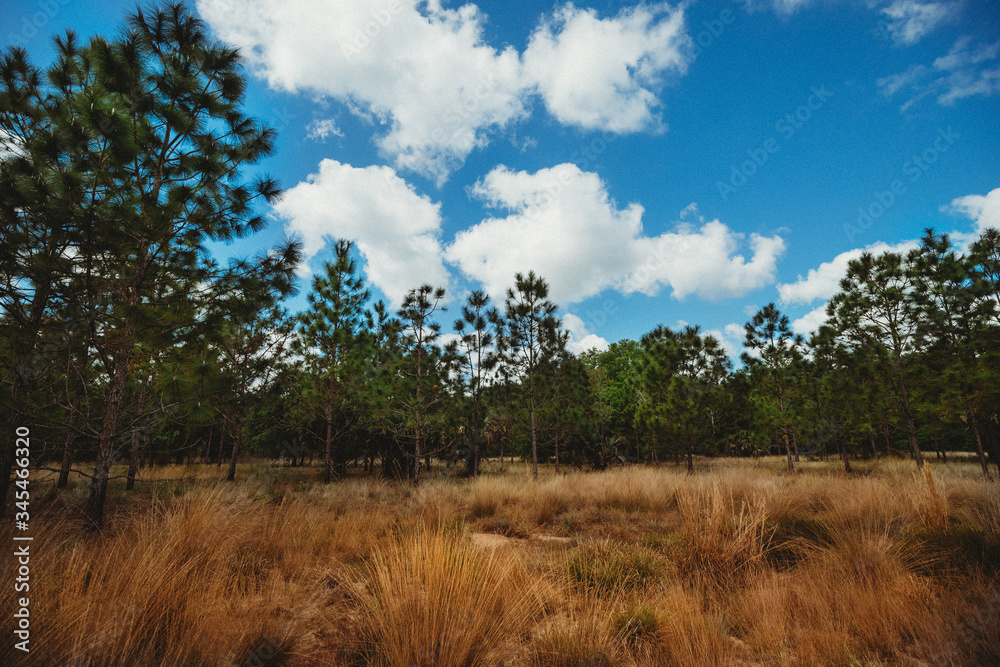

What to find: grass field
left=3, top=457, right=999, bottom=666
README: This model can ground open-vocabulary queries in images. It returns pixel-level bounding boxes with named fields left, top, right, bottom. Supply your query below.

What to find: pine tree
left=743, top=304, right=804, bottom=472
left=827, top=252, right=925, bottom=468
left=453, top=290, right=502, bottom=476
left=296, top=240, right=370, bottom=483
left=397, top=284, right=447, bottom=484
left=1, top=3, right=299, bottom=526
left=500, top=272, right=560, bottom=481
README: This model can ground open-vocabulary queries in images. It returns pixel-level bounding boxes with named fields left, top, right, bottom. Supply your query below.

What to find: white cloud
left=305, top=118, right=344, bottom=142
left=790, top=303, right=829, bottom=336
left=933, top=36, right=1000, bottom=71
left=197, top=0, right=691, bottom=184
left=777, top=240, right=919, bottom=306
left=877, top=64, right=928, bottom=97
left=880, top=0, right=952, bottom=46
left=198, top=0, right=527, bottom=185
left=778, top=239, right=922, bottom=337
left=273, top=159, right=450, bottom=306
left=772, top=0, right=813, bottom=15
left=523, top=2, right=688, bottom=133
left=878, top=36, right=1000, bottom=110
left=562, top=313, right=610, bottom=354
left=703, top=322, right=747, bottom=359
left=0, top=128, right=23, bottom=161
left=625, top=220, right=786, bottom=301
left=945, top=186, right=1000, bottom=234
left=935, top=66, right=1000, bottom=105
left=446, top=164, right=784, bottom=306
left=742, top=0, right=814, bottom=17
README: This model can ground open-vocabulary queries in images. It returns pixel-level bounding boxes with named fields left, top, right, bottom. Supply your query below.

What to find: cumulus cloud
left=790, top=304, right=829, bottom=336
left=446, top=164, right=784, bottom=306
left=272, top=159, right=450, bottom=306
left=197, top=0, right=690, bottom=184
left=777, top=240, right=919, bottom=306
left=945, top=186, right=1000, bottom=234
left=777, top=239, right=921, bottom=336
left=523, top=2, right=688, bottom=133
left=563, top=313, right=610, bottom=354
left=198, top=0, right=525, bottom=185
left=880, top=0, right=952, bottom=46
left=703, top=322, right=747, bottom=359
left=878, top=36, right=1000, bottom=110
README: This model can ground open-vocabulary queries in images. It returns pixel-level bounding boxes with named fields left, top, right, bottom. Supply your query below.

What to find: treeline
left=2, top=5, right=999, bottom=529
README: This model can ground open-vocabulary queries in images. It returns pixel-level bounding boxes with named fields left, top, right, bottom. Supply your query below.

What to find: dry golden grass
left=356, top=530, right=545, bottom=666
left=2, top=457, right=998, bottom=666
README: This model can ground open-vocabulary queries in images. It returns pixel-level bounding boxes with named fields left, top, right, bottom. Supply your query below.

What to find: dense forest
left=3, top=4, right=999, bottom=533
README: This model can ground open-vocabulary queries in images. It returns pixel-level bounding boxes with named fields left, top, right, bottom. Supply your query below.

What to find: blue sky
left=4, top=0, right=999, bottom=356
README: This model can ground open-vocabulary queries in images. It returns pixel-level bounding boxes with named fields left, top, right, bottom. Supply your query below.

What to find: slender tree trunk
left=226, top=413, right=243, bottom=482
left=837, top=426, right=851, bottom=473
left=784, top=433, right=794, bottom=472
left=414, top=346, right=423, bottom=486
left=324, top=386, right=334, bottom=485
left=554, top=430, right=560, bottom=475
left=86, top=349, right=132, bottom=528
left=216, top=428, right=225, bottom=469
left=895, top=369, right=924, bottom=467
left=529, top=375, right=538, bottom=481
left=126, top=426, right=141, bottom=491
left=970, top=413, right=990, bottom=479
left=870, top=432, right=879, bottom=460
left=686, top=435, right=694, bottom=474
left=57, top=413, right=78, bottom=489
left=126, top=380, right=150, bottom=491
left=473, top=431, right=481, bottom=477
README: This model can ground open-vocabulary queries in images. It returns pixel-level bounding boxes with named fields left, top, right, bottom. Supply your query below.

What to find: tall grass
left=2, top=457, right=996, bottom=665
left=357, top=529, right=544, bottom=666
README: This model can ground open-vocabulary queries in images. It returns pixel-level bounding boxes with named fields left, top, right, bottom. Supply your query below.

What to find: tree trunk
left=86, top=349, right=132, bottom=528
left=126, top=380, right=150, bottom=491
left=57, top=415, right=77, bottom=489
left=226, top=413, right=243, bottom=482
left=686, top=435, right=694, bottom=474
left=837, top=426, right=851, bottom=473
left=126, top=426, right=141, bottom=491
left=970, top=413, right=990, bottom=479
left=473, top=431, right=481, bottom=477
left=324, top=388, right=334, bottom=485
left=554, top=430, right=560, bottom=475
left=784, top=433, right=794, bottom=472
left=216, top=428, right=225, bottom=469
left=529, top=380, right=538, bottom=481
left=896, top=372, right=924, bottom=467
